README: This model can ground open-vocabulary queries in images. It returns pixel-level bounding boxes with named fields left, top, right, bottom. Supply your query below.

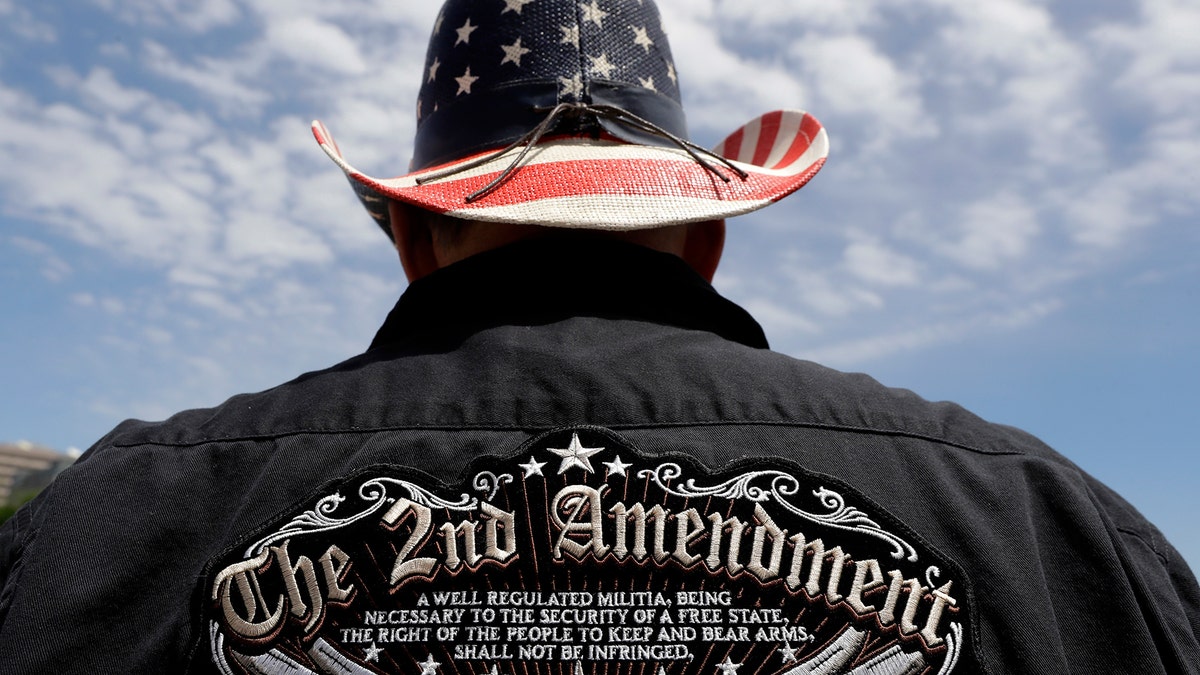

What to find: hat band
left=412, top=102, right=748, bottom=204
left=411, top=80, right=688, bottom=172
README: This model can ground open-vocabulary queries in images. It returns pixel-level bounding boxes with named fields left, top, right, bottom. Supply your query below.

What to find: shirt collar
left=369, top=238, right=769, bottom=351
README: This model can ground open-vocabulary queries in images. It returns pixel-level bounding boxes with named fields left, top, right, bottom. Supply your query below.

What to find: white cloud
left=98, top=42, right=131, bottom=59
left=92, top=0, right=241, bottom=33
left=775, top=261, right=886, bottom=319
left=932, top=0, right=1100, bottom=168
left=222, top=211, right=334, bottom=267
left=741, top=297, right=820, bottom=336
left=706, top=0, right=882, bottom=33
left=9, top=235, right=72, bottom=282
left=1091, top=0, right=1200, bottom=117
left=788, top=33, right=935, bottom=151
left=1, top=68, right=332, bottom=288
left=801, top=299, right=1062, bottom=366
left=142, top=40, right=270, bottom=115
left=936, top=192, right=1040, bottom=271
left=79, top=67, right=156, bottom=114
left=143, top=326, right=173, bottom=345
left=1060, top=0, right=1200, bottom=250
left=843, top=236, right=922, bottom=287
left=186, top=288, right=245, bottom=319
left=263, top=17, right=368, bottom=75
left=0, top=0, right=56, bottom=42
left=935, top=0, right=1062, bottom=66
left=657, top=2, right=809, bottom=140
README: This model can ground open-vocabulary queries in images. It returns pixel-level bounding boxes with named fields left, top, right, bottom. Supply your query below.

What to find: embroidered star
left=363, top=642, right=383, bottom=663
left=588, top=52, right=616, bottom=79
left=631, top=25, right=654, bottom=52
left=560, top=24, right=580, bottom=48
left=559, top=73, right=584, bottom=98
left=548, top=433, right=603, bottom=474
left=639, top=75, right=656, bottom=91
left=455, top=18, right=477, bottom=45
left=487, top=666, right=500, bottom=675
left=455, top=66, right=479, bottom=95
left=603, top=455, right=632, bottom=477
left=574, top=661, right=586, bottom=675
left=715, top=657, right=741, bottom=675
left=666, top=61, right=677, bottom=85
left=419, top=655, right=441, bottom=675
left=502, top=0, right=536, bottom=14
left=656, top=667, right=668, bottom=675
left=579, top=0, right=609, bottom=28
left=433, top=13, right=444, bottom=35
left=428, top=57, right=441, bottom=82
left=519, top=455, right=547, bottom=478
left=777, top=643, right=798, bottom=664
left=501, top=37, right=531, bottom=67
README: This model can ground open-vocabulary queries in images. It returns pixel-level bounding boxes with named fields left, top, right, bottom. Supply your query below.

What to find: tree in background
left=0, top=489, right=40, bottom=524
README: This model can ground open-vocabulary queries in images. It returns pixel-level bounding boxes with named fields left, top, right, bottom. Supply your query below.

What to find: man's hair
left=397, top=201, right=709, bottom=265
left=404, top=204, right=473, bottom=251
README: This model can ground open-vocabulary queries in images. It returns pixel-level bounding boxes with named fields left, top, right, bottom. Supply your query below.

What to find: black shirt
left=1, top=239, right=1197, bottom=674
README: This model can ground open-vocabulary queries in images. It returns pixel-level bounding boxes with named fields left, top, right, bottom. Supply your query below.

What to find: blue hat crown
left=412, top=0, right=688, bottom=171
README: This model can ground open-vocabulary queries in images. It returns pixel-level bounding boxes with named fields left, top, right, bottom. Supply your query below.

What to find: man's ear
left=388, top=201, right=440, bottom=283
left=682, top=219, right=726, bottom=283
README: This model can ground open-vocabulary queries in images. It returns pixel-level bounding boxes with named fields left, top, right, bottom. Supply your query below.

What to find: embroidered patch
left=201, top=427, right=971, bottom=675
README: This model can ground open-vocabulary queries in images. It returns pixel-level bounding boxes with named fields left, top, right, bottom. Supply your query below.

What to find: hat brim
left=312, top=110, right=827, bottom=231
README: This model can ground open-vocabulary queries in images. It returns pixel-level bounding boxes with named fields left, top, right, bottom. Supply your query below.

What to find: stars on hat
left=502, top=0, right=536, bottom=14
left=588, top=52, right=616, bottom=79
left=456, top=66, right=479, bottom=95
left=363, top=642, right=383, bottom=663
left=561, top=24, right=580, bottom=48
left=559, top=73, right=584, bottom=98
left=631, top=25, right=653, bottom=52
left=455, top=17, right=478, bottom=45
left=501, top=37, right=531, bottom=67
left=417, top=0, right=682, bottom=119
left=580, top=0, right=609, bottom=28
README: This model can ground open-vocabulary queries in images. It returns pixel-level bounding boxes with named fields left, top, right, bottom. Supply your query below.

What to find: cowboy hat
left=313, top=0, right=828, bottom=234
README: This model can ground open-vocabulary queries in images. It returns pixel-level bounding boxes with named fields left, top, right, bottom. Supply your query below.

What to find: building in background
left=0, top=441, right=78, bottom=507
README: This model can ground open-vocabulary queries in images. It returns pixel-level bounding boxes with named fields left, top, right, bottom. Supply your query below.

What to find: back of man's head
left=311, top=0, right=825, bottom=280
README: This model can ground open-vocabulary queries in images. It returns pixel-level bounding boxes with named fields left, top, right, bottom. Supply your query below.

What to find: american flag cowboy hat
left=312, top=0, right=829, bottom=233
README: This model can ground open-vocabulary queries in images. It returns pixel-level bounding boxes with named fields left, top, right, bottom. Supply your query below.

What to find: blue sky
left=1, top=0, right=1197, bottom=571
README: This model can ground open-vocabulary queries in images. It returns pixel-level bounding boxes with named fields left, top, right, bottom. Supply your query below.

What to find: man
left=1, top=1, right=1197, bottom=673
